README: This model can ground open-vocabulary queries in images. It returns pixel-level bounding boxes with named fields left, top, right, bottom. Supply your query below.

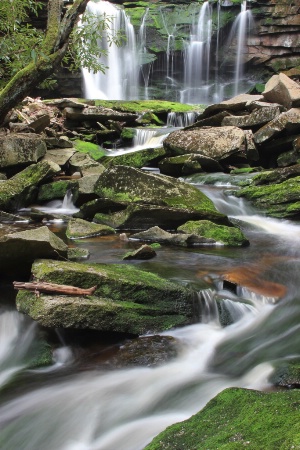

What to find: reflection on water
left=0, top=185, right=300, bottom=449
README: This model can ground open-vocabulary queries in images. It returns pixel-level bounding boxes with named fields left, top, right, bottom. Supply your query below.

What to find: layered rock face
left=248, top=0, right=300, bottom=76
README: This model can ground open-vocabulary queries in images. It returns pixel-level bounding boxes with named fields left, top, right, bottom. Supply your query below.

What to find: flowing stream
left=0, top=181, right=300, bottom=449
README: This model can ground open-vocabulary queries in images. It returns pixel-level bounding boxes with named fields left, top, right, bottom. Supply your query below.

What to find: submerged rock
left=66, top=218, right=115, bottom=239
left=122, top=244, right=156, bottom=260
left=144, top=387, right=300, bottom=450
left=16, top=259, right=195, bottom=334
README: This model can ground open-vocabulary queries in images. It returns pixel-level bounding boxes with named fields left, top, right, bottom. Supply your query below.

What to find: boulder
left=130, top=226, right=215, bottom=246
left=163, top=127, right=245, bottom=161
left=66, top=218, right=115, bottom=239
left=64, top=106, right=138, bottom=124
left=0, top=160, right=61, bottom=212
left=254, top=108, right=300, bottom=144
left=159, top=154, right=223, bottom=176
left=200, top=94, right=264, bottom=117
left=74, top=198, right=125, bottom=221
left=42, top=148, right=76, bottom=167
left=69, top=152, right=106, bottom=176
left=177, top=220, right=249, bottom=247
left=0, top=227, right=68, bottom=277
left=221, top=104, right=281, bottom=128
left=0, top=133, right=46, bottom=169
left=16, top=259, right=195, bottom=334
left=94, top=165, right=226, bottom=223
left=37, top=180, right=78, bottom=203
left=262, top=73, right=300, bottom=109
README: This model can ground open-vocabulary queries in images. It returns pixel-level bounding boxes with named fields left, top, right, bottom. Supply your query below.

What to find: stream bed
left=0, top=180, right=299, bottom=449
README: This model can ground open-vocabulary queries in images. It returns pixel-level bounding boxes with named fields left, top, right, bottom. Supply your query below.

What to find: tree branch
left=13, top=281, right=97, bottom=297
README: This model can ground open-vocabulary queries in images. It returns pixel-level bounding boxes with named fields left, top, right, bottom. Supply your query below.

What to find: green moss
left=93, top=100, right=199, bottom=114
left=28, top=339, right=53, bottom=368
left=145, top=387, right=300, bottom=450
left=121, top=128, right=136, bottom=141
left=38, top=180, right=78, bottom=202
left=73, top=140, right=106, bottom=162
left=101, top=147, right=166, bottom=169
left=178, top=220, right=249, bottom=246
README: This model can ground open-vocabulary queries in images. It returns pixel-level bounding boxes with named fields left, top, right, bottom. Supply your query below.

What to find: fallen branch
left=13, top=281, right=97, bottom=297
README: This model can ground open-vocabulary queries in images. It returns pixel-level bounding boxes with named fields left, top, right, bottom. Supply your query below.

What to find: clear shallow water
left=1, top=185, right=300, bottom=449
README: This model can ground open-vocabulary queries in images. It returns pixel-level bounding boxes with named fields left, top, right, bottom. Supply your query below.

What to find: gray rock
left=122, top=244, right=157, bottom=260
left=42, top=148, right=76, bottom=167
left=0, top=133, right=46, bottom=169
left=262, top=73, right=300, bottom=109
left=254, top=108, right=300, bottom=144
left=221, top=104, right=281, bottom=128
left=66, top=218, right=115, bottom=239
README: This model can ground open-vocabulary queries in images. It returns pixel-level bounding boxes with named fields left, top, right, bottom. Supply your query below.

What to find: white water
left=2, top=187, right=300, bottom=449
left=35, top=189, right=79, bottom=216
left=82, top=1, right=139, bottom=100
left=166, top=111, right=198, bottom=127
left=109, top=128, right=170, bottom=156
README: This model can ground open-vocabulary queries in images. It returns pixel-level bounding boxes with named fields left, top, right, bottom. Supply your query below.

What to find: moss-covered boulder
left=0, top=160, right=61, bottom=212
left=234, top=175, right=300, bottom=219
left=177, top=220, right=249, bottom=246
left=93, top=165, right=227, bottom=224
left=16, top=259, right=195, bottom=334
left=144, top=387, right=300, bottom=450
left=158, top=153, right=223, bottom=176
left=68, top=152, right=106, bottom=176
left=66, top=218, right=115, bottom=239
left=271, top=359, right=300, bottom=388
left=73, top=140, right=107, bottom=162
left=0, top=227, right=68, bottom=278
left=122, top=244, right=156, bottom=260
left=0, top=133, right=46, bottom=169
left=100, top=147, right=167, bottom=169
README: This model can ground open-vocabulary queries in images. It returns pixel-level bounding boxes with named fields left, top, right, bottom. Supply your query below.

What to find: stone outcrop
left=0, top=133, right=46, bottom=169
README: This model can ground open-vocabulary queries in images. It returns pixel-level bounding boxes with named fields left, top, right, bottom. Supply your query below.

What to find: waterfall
left=82, top=1, right=139, bottom=100
left=181, top=1, right=213, bottom=104
left=166, top=111, right=198, bottom=127
left=227, top=0, right=254, bottom=96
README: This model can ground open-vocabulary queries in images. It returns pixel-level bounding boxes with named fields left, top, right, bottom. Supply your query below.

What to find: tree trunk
left=0, top=0, right=89, bottom=125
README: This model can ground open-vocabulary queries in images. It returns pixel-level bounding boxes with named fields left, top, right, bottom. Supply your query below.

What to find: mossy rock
left=66, top=218, right=115, bottom=239
left=0, top=160, right=61, bottom=212
left=37, top=180, right=78, bottom=202
left=100, top=147, right=167, bottom=169
left=73, top=140, right=107, bottom=162
left=94, top=166, right=228, bottom=225
left=271, top=359, right=300, bottom=388
left=235, top=175, right=300, bottom=218
left=177, top=220, right=249, bottom=246
left=16, top=259, right=195, bottom=334
left=145, top=387, right=300, bottom=450
left=93, top=100, right=198, bottom=114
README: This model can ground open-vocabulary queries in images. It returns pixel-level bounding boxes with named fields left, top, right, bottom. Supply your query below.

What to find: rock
left=221, top=104, right=281, bottom=128
left=105, top=335, right=179, bottom=368
left=64, top=106, right=138, bottom=124
left=177, top=220, right=249, bottom=247
left=122, top=244, right=156, bottom=260
left=144, top=388, right=300, bottom=450
left=74, top=198, right=125, bottom=221
left=0, top=227, right=68, bottom=277
left=69, top=152, right=106, bottom=176
left=130, top=226, right=215, bottom=246
left=67, top=247, right=90, bottom=260
left=271, top=360, right=300, bottom=388
left=200, top=94, right=264, bottom=118
left=37, top=180, right=78, bottom=203
left=57, top=136, right=74, bottom=148
left=254, top=108, right=300, bottom=144
left=0, top=211, right=27, bottom=222
left=94, top=203, right=229, bottom=231
left=244, top=130, right=259, bottom=162
left=0, top=133, right=46, bottom=169
left=16, top=259, right=195, bottom=334
left=186, top=111, right=231, bottom=129
left=42, top=148, right=76, bottom=167
left=234, top=175, right=300, bottom=219
left=101, top=147, right=167, bottom=169
left=44, top=98, right=87, bottom=109
left=163, top=127, right=245, bottom=161
left=28, top=114, right=51, bottom=133
left=0, top=160, right=61, bottom=212
left=159, top=154, right=223, bottom=176
left=262, top=73, right=300, bottom=109
left=66, top=218, right=115, bottom=239
left=94, top=165, right=226, bottom=223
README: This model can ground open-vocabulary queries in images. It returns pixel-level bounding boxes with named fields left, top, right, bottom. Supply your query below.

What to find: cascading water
left=181, top=1, right=213, bottom=104
left=2, top=181, right=300, bottom=449
left=82, top=1, right=139, bottom=100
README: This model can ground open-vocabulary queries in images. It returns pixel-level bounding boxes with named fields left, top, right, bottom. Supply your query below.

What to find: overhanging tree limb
left=0, top=0, right=89, bottom=125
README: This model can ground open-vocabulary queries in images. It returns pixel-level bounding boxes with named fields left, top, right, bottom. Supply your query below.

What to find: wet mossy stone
left=122, top=244, right=156, bottom=260
left=93, top=100, right=197, bottom=114
left=144, top=387, right=300, bottom=450
left=177, top=220, right=249, bottom=246
left=100, top=147, right=167, bottom=169
left=66, top=218, right=115, bottom=239
left=234, top=175, right=300, bottom=219
left=73, top=140, right=106, bottom=162
left=37, top=180, right=78, bottom=203
left=94, top=166, right=227, bottom=224
left=271, top=359, right=300, bottom=388
left=0, top=160, right=61, bottom=212
left=16, top=259, right=195, bottom=334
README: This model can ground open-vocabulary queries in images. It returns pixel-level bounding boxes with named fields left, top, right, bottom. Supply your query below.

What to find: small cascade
left=82, top=1, right=139, bottom=100
left=133, top=128, right=169, bottom=149
left=198, top=289, right=220, bottom=324
left=138, top=8, right=152, bottom=99
left=221, top=299, right=256, bottom=323
left=167, top=111, right=198, bottom=127
left=181, top=1, right=213, bottom=104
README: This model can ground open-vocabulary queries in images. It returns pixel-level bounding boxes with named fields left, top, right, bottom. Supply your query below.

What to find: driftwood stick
left=13, top=281, right=97, bottom=296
